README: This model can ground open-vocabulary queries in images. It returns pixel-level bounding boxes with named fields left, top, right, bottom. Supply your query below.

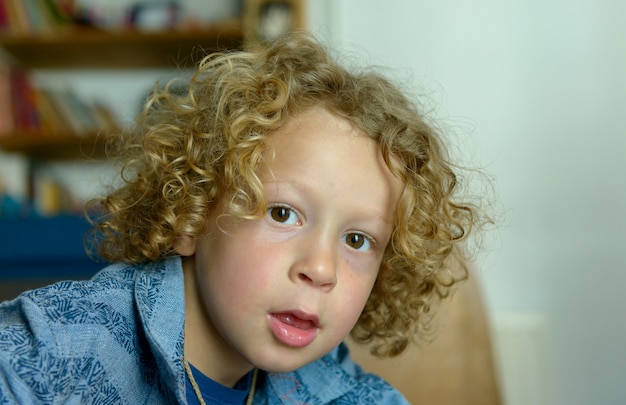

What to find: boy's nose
left=290, top=237, right=338, bottom=291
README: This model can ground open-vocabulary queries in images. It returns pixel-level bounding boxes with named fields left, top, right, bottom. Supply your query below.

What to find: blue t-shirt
left=185, top=362, right=253, bottom=405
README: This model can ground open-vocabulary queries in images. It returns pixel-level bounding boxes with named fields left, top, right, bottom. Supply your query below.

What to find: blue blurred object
left=0, top=215, right=103, bottom=279
left=0, top=193, right=24, bottom=218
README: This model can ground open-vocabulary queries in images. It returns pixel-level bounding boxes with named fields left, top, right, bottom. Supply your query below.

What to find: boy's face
left=178, top=106, right=403, bottom=379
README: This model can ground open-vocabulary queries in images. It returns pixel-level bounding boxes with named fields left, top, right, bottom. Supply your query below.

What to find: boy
left=0, top=33, right=478, bottom=403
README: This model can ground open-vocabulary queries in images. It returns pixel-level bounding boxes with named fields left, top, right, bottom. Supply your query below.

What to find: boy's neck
left=182, top=257, right=254, bottom=387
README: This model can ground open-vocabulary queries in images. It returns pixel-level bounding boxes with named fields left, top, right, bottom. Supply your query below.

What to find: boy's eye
left=343, top=233, right=372, bottom=251
left=268, top=206, right=299, bottom=225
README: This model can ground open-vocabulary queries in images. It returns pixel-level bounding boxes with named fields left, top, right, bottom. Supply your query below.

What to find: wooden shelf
left=0, top=20, right=245, bottom=69
left=0, top=20, right=246, bottom=157
left=0, top=132, right=110, bottom=159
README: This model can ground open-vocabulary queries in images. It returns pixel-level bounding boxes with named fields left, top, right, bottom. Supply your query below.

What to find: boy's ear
left=173, top=234, right=197, bottom=256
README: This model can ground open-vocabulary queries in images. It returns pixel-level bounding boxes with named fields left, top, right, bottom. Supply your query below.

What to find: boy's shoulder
left=0, top=262, right=141, bottom=347
left=0, top=258, right=185, bottom=404
left=9, top=263, right=138, bottom=317
left=1, top=258, right=177, bottom=327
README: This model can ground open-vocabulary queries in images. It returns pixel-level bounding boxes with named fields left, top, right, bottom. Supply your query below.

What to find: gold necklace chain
left=183, top=359, right=258, bottom=405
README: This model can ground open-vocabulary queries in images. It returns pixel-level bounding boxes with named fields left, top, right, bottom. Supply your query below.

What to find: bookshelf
left=0, top=131, right=106, bottom=159
left=0, top=0, right=306, bottom=157
left=0, top=22, right=245, bottom=156
left=0, top=0, right=305, bottom=283
left=0, top=4, right=247, bottom=282
left=0, top=22, right=244, bottom=69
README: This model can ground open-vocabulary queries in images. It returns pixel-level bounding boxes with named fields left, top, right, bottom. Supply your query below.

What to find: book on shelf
left=0, top=66, right=118, bottom=138
left=1, top=0, right=26, bottom=34
left=9, top=69, right=39, bottom=132
left=0, top=0, right=9, bottom=33
left=0, top=62, right=12, bottom=135
left=35, top=176, right=78, bottom=217
left=0, top=0, right=69, bottom=35
left=33, top=88, right=70, bottom=134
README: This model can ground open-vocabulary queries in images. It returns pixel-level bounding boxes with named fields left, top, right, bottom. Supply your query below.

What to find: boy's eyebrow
left=261, top=173, right=314, bottom=192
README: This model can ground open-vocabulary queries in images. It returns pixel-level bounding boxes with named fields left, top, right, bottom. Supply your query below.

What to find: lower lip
left=267, top=314, right=319, bottom=348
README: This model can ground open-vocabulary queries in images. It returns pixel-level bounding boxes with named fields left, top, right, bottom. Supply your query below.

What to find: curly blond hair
left=87, top=33, right=480, bottom=357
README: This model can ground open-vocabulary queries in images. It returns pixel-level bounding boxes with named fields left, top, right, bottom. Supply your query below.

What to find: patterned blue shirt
left=0, top=256, right=409, bottom=404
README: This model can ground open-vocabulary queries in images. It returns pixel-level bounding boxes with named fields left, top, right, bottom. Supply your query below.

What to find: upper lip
left=273, top=309, right=320, bottom=328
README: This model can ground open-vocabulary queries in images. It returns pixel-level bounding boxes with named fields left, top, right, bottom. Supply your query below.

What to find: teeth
left=276, top=313, right=313, bottom=329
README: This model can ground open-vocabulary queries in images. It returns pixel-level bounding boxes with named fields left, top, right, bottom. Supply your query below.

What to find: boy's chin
left=249, top=348, right=328, bottom=374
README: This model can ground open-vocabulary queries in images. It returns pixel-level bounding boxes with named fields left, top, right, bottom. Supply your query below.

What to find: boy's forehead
left=258, top=107, right=404, bottom=210
left=264, top=109, right=364, bottom=163
left=265, top=108, right=366, bottom=156
left=261, top=108, right=404, bottom=181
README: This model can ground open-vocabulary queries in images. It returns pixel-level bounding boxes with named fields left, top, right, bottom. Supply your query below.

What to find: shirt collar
left=264, top=343, right=363, bottom=403
left=134, top=256, right=187, bottom=401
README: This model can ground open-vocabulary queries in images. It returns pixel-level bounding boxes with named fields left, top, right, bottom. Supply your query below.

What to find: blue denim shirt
left=0, top=257, right=409, bottom=404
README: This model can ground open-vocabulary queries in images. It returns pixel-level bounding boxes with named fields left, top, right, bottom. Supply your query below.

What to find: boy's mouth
left=268, top=311, right=320, bottom=347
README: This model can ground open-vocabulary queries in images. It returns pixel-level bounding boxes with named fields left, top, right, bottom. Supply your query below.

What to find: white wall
left=306, top=1, right=626, bottom=404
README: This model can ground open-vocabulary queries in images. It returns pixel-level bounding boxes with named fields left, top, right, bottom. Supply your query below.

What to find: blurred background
left=308, top=2, right=626, bottom=405
left=1, top=1, right=625, bottom=404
